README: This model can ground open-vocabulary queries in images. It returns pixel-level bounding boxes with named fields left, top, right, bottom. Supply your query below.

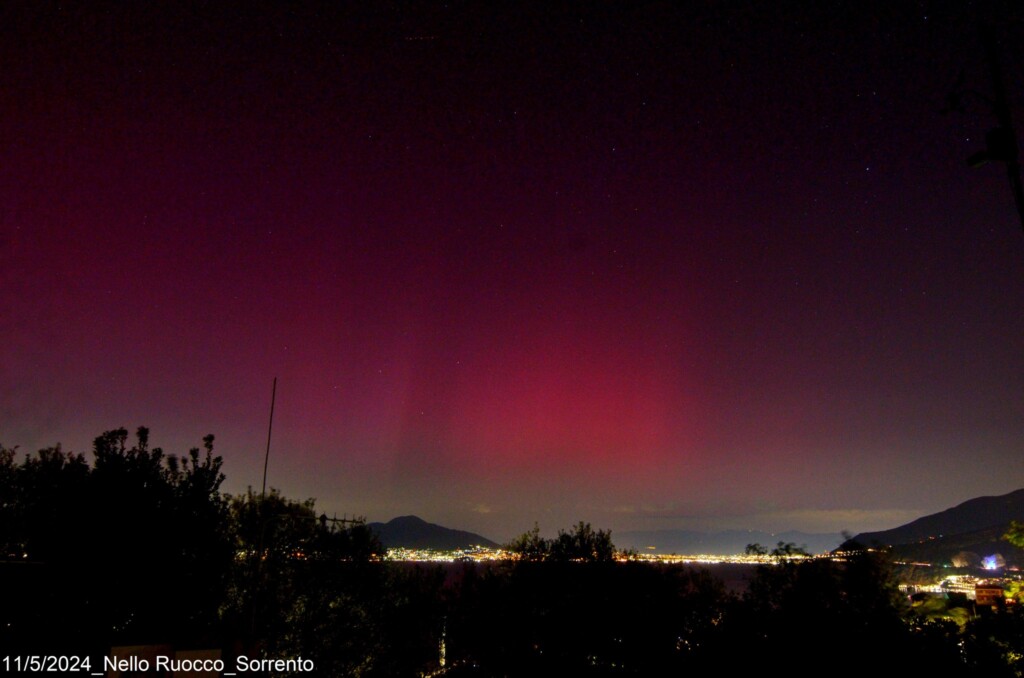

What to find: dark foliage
left=506, top=521, right=615, bottom=562
left=4, top=431, right=1024, bottom=676
left=1, top=428, right=231, bottom=653
left=220, top=488, right=392, bottom=676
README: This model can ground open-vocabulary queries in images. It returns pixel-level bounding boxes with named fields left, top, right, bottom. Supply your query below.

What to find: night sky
left=4, top=1, right=1024, bottom=540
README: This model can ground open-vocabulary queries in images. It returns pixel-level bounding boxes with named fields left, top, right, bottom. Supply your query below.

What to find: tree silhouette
left=1004, top=520, right=1024, bottom=548
left=222, top=488, right=391, bottom=676
left=550, top=521, right=615, bottom=563
left=506, top=521, right=615, bottom=562
left=505, top=522, right=549, bottom=561
left=0, top=427, right=232, bottom=652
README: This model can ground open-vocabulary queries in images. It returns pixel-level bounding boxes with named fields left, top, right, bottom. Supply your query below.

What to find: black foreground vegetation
left=2, top=429, right=1024, bottom=676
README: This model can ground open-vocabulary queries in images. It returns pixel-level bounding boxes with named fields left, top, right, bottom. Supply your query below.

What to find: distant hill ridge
left=368, top=515, right=498, bottom=550
left=616, top=529, right=844, bottom=555
left=845, top=488, right=1024, bottom=548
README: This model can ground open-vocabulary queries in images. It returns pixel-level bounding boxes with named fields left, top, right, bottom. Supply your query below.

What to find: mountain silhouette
left=843, top=488, right=1024, bottom=547
left=368, top=515, right=498, bottom=550
left=839, top=488, right=1024, bottom=566
left=616, top=529, right=843, bottom=555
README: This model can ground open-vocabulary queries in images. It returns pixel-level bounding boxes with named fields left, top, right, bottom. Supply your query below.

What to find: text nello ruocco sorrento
left=106, top=655, right=315, bottom=673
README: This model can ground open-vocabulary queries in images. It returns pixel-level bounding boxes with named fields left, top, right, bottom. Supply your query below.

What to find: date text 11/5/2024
left=3, top=655, right=316, bottom=674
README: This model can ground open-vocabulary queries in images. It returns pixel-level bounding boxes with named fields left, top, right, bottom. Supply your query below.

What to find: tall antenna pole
left=251, top=376, right=277, bottom=641
left=261, top=377, right=277, bottom=499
